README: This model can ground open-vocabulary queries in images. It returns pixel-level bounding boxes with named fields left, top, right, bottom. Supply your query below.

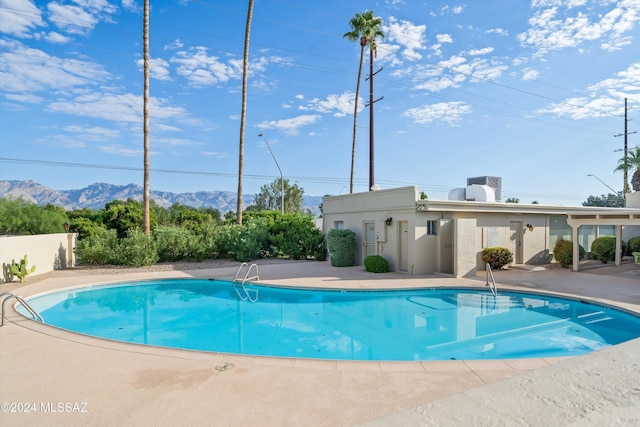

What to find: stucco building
left=322, top=186, right=640, bottom=277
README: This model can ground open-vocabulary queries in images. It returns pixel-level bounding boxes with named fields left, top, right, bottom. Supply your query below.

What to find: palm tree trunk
left=350, top=45, right=365, bottom=194
left=237, top=0, right=255, bottom=226
left=142, top=0, right=150, bottom=235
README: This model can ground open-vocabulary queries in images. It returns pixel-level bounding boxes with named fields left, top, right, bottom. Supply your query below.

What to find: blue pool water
left=21, top=279, right=640, bottom=361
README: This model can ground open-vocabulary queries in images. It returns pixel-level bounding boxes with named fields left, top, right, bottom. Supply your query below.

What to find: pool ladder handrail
left=233, top=263, right=259, bottom=302
left=1, top=291, right=44, bottom=326
left=485, top=264, right=497, bottom=297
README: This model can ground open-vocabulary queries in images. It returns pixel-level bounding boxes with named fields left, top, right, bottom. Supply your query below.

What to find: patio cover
left=566, top=209, right=640, bottom=272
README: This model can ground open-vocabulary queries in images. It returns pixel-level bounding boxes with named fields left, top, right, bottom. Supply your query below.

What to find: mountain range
left=0, top=180, right=323, bottom=215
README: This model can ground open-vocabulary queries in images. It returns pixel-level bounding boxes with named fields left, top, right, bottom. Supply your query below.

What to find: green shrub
left=76, top=228, right=120, bottom=265
left=591, top=236, right=626, bottom=263
left=154, top=226, right=193, bottom=261
left=223, top=219, right=270, bottom=262
left=327, top=229, right=356, bottom=267
left=553, top=238, right=585, bottom=268
left=364, top=255, right=389, bottom=273
left=481, top=247, right=513, bottom=270
left=191, top=224, right=226, bottom=261
left=118, top=229, right=158, bottom=267
left=627, top=235, right=640, bottom=254
left=269, top=214, right=325, bottom=260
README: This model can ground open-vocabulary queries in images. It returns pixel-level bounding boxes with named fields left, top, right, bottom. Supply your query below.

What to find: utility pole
left=614, top=98, right=637, bottom=194
left=365, top=47, right=383, bottom=191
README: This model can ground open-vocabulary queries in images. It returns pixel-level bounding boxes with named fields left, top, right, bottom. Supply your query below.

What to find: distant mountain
left=0, top=180, right=323, bottom=215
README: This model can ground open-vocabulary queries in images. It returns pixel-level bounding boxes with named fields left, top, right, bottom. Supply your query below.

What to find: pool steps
left=0, top=291, right=43, bottom=326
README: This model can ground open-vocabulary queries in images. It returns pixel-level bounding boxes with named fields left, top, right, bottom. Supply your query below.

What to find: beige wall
left=0, top=233, right=77, bottom=283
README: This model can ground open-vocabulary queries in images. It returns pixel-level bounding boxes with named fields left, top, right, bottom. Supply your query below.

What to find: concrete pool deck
left=1, top=260, right=639, bottom=426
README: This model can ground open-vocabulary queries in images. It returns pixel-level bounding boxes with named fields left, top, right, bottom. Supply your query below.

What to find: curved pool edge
left=5, top=264, right=640, bottom=365
left=2, top=262, right=640, bottom=425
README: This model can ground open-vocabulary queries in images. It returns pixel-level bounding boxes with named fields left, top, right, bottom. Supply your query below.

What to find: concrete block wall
left=0, top=233, right=76, bottom=283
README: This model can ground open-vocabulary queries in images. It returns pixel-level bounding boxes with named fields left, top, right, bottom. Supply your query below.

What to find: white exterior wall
left=323, top=187, right=419, bottom=268
left=0, top=233, right=77, bottom=283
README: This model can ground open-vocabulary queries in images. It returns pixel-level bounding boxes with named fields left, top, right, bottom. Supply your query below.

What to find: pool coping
left=1, top=260, right=639, bottom=425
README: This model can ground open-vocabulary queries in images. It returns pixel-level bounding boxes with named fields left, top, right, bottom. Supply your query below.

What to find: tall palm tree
left=343, top=11, right=384, bottom=194
left=142, top=0, right=150, bottom=234
left=615, top=147, right=640, bottom=192
left=236, top=0, right=255, bottom=226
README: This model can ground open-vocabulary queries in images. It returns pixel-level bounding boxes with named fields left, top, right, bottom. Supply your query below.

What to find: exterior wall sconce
left=385, top=217, right=393, bottom=226
left=526, top=224, right=533, bottom=232
left=63, top=221, right=70, bottom=233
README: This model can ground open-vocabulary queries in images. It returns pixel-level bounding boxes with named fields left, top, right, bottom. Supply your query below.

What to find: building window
left=427, top=220, right=437, bottom=235
left=334, top=221, right=344, bottom=230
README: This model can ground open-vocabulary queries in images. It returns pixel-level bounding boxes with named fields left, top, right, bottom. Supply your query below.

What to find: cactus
left=10, top=255, right=36, bottom=283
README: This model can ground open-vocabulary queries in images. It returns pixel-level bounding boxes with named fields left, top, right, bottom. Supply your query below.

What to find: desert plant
left=481, top=247, right=513, bottom=270
left=364, top=255, right=389, bottom=273
left=553, top=238, right=586, bottom=268
left=327, top=229, right=356, bottom=267
left=591, top=236, right=626, bottom=264
left=10, top=255, right=36, bottom=282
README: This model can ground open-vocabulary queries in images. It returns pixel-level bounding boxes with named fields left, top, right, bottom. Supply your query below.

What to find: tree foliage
left=0, top=197, right=68, bottom=235
left=582, top=193, right=625, bottom=208
left=253, top=178, right=305, bottom=213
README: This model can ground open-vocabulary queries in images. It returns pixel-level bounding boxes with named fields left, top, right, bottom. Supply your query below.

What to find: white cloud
left=164, top=39, right=184, bottom=50
left=381, top=16, right=426, bottom=62
left=403, top=101, right=472, bottom=126
left=257, top=114, right=321, bottom=135
left=65, top=125, right=120, bottom=141
left=171, top=46, right=242, bottom=87
left=518, top=0, right=640, bottom=56
left=0, top=39, right=110, bottom=93
left=43, top=31, right=70, bottom=43
left=47, top=0, right=117, bottom=35
left=0, top=0, right=45, bottom=37
left=98, top=144, right=143, bottom=157
left=537, top=62, right=640, bottom=119
left=137, top=57, right=172, bottom=81
left=436, top=33, right=452, bottom=43
left=468, top=47, right=494, bottom=56
left=522, top=68, right=540, bottom=80
left=300, top=91, right=362, bottom=117
left=486, top=28, right=508, bottom=36
left=410, top=55, right=508, bottom=92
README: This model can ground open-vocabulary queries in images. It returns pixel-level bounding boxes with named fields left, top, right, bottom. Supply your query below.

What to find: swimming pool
left=20, top=279, right=640, bottom=361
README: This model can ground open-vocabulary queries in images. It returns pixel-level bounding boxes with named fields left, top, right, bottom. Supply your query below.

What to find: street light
left=587, top=174, right=625, bottom=206
left=258, top=133, right=284, bottom=214
left=586, top=174, right=618, bottom=194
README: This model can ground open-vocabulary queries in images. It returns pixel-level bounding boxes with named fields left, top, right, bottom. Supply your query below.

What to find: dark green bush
left=327, top=229, right=356, bottom=267
left=591, top=236, right=626, bottom=263
left=627, top=235, right=640, bottom=254
left=269, top=214, right=325, bottom=260
left=553, top=238, right=585, bottom=268
left=481, top=247, right=513, bottom=270
left=364, top=255, right=389, bottom=273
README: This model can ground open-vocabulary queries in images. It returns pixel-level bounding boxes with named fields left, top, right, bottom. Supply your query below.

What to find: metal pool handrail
left=485, top=264, right=497, bottom=297
left=1, top=292, right=44, bottom=326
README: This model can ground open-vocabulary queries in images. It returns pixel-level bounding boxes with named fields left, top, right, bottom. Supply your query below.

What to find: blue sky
left=1, top=0, right=639, bottom=206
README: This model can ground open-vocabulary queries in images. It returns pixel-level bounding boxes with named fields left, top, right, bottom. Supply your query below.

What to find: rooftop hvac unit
left=467, top=176, right=501, bottom=200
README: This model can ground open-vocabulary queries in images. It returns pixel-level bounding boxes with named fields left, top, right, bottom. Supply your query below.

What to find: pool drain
left=215, top=362, right=234, bottom=371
